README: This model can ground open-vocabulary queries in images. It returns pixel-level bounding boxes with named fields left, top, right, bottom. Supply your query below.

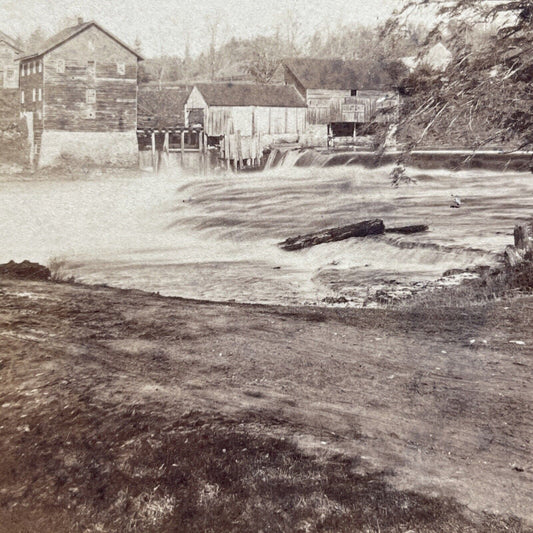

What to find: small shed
left=184, top=82, right=306, bottom=141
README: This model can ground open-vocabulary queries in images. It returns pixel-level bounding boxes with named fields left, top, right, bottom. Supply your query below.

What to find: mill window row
left=21, top=60, right=126, bottom=76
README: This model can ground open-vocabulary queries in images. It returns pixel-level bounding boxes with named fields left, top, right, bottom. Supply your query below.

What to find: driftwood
left=279, top=219, right=385, bottom=251
left=386, top=224, right=429, bottom=235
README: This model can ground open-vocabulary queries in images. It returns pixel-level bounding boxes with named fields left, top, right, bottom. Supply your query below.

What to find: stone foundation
left=38, top=131, right=138, bottom=168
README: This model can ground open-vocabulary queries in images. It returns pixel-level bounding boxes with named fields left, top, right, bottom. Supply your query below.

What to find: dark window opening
left=330, top=122, right=355, bottom=137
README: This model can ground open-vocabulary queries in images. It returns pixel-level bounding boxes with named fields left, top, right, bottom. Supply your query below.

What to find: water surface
left=1, top=165, right=531, bottom=305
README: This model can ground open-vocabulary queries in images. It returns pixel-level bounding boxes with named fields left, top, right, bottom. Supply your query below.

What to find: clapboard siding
left=203, top=106, right=306, bottom=137
left=41, top=24, right=138, bottom=132
left=305, top=88, right=397, bottom=125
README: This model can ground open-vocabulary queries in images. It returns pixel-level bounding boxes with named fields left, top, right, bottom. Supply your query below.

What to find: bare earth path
left=0, top=279, right=532, bottom=532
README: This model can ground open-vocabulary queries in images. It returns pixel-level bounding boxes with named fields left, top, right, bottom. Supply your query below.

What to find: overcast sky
left=0, top=0, right=402, bottom=57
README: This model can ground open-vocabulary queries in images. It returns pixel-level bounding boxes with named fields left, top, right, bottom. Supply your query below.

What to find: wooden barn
left=272, top=58, right=404, bottom=143
left=18, top=18, right=143, bottom=167
left=184, top=82, right=306, bottom=143
left=0, top=30, right=22, bottom=90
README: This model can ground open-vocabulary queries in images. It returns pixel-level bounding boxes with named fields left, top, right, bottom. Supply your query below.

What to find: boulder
left=0, top=260, right=51, bottom=281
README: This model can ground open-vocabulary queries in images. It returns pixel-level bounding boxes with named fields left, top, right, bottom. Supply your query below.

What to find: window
left=87, top=60, right=95, bottom=76
left=86, top=89, right=96, bottom=104
left=32, top=88, right=36, bottom=102
left=56, top=59, right=65, bottom=73
left=6, top=68, right=14, bottom=81
left=117, top=62, right=125, bottom=75
left=21, top=91, right=24, bottom=104
left=38, top=88, right=42, bottom=101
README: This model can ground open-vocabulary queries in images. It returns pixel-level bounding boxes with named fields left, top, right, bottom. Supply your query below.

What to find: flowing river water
left=1, top=163, right=532, bottom=305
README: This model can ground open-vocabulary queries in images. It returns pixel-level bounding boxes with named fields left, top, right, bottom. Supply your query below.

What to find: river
left=1, top=164, right=531, bottom=305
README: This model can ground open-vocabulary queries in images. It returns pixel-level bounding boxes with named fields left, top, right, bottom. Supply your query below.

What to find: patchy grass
left=1, top=279, right=532, bottom=532
left=401, top=260, right=533, bottom=310
left=0, top=401, right=526, bottom=533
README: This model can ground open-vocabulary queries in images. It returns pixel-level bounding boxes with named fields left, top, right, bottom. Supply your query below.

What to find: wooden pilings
left=221, top=131, right=263, bottom=171
left=137, top=127, right=263, bottom=173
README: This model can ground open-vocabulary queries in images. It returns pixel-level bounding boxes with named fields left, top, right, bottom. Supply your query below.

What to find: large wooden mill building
left=19, top=19, right=143, bottom=167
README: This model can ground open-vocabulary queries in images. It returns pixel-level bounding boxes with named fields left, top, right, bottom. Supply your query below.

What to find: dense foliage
left=388, top=0, right=533, bottom=151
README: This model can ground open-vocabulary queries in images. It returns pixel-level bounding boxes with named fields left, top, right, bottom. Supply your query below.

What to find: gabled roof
left=0, top=30, right=23, bottom=53
left=281, top=58, right=406, bottom=91
left=138, top=86, right=191, bottom=128
left=20, top=20, right=143, bottom=61
left=192, top=83, right=306, bottom=108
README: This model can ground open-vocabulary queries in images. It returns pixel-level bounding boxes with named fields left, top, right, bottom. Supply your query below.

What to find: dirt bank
left=0, top=279, right=532, bottom=532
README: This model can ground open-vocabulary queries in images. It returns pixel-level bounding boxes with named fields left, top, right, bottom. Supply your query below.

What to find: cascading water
left=1, top=164, right=532, bottom=306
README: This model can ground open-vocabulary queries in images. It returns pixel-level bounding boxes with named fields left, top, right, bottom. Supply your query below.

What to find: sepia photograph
left=0, top=0, right=532, bottom=531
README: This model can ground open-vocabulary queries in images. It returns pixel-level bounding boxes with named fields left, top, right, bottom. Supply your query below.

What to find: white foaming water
left=1, top=164, right=531, bottom=305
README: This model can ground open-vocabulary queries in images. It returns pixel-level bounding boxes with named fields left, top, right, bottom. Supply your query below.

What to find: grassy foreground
left=0, top=278, right=532, bottom=532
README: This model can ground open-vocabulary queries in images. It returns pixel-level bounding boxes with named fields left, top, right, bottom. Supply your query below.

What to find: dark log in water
left=386, top=224, right=429, bottom=235
left=279, top=219, right=385, bottom=251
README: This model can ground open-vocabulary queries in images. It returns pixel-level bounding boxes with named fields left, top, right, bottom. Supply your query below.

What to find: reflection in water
left=1, top=165, right=531, bottom=305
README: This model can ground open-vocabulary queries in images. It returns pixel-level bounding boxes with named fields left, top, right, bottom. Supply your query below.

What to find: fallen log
left=385, top=224, right=429, bottom=235
left=279, top=219, right=385, bottom=251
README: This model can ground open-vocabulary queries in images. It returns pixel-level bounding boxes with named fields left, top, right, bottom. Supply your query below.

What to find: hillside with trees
left=388, top=0, right=533, bottom=152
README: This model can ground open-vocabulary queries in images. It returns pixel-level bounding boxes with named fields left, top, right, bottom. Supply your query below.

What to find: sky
left=0, top=0, right=402, bottom=57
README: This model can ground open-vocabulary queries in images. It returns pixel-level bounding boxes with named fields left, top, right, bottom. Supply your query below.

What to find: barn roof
left=193, top=83, right=306, bottom=108
left=0, top=30, right=23, bottom=53
left=20, top=20, right=143, bottom=61
left=137, top=86, right=191, bottom=129
left=281, top=58, right=406, bottom=91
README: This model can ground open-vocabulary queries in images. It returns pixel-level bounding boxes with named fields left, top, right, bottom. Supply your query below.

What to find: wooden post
left=181, top=130, right=185, bottom=167
left=203, top=132, right=208, bottom=174
left=236, top=130, right=243, bottom=170
left=226, top=125, right=232, bottom=171
left=151, top=131, right=156, bottom=173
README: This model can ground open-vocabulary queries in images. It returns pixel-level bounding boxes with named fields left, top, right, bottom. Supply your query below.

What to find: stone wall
left=38, top=130, right=138, bottom=168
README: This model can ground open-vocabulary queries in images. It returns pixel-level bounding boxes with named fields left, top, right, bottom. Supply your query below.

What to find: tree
left=384, top=0, right=533, bottom=153
left=247, top=36, right=284, bottom=82
left=24, top=27, right=48, bottom=53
